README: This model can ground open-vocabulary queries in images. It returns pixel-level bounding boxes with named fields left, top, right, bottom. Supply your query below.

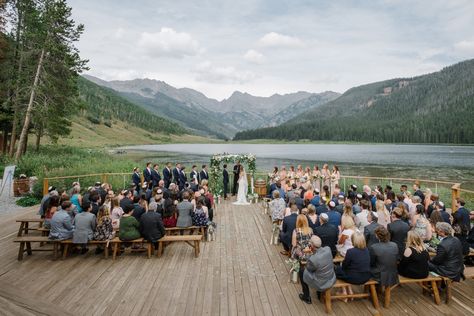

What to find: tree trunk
left=35, top=125, right=42, bottom=151
left=15, top=48, right=45, bottom=161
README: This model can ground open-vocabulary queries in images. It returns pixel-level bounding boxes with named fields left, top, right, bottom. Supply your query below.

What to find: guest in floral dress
left=94, top=205, right=115, bottom=254
left=292, top=215, right=314, bottom=261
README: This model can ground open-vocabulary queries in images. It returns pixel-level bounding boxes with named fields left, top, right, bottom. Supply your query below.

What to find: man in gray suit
left=429, top=222, right=464, bottom=281
left=364, top=211, right=381, bottom=248
left=299, top=236, right=336, bottom=304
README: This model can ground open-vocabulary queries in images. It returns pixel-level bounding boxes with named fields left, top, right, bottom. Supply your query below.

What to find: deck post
left=101, top=174, right=107, bottom=184
left=451, top=183, right=461, bottom=212
left=43, top=178, right=49, bottom=195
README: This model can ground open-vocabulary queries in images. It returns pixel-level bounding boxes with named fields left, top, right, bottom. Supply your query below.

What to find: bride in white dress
left=233, top=166, right=250, bottom=205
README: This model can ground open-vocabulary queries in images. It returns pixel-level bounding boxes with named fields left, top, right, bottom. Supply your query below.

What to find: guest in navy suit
left=162, top=163, right=172, bottom=189
left=151, top=164, right=161, bottom=188
left=143, top=162, right=152, bottom=189
left=280, top=207, right=299, bottom=255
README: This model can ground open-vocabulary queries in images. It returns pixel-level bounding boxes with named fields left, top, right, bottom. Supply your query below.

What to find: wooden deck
left=0, top=201, right=473, bottom=315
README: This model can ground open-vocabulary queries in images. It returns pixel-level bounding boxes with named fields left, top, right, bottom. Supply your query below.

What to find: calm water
left=120, top=143, right=474, bottom=188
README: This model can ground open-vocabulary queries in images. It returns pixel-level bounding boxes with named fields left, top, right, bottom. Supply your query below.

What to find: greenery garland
left=209, top=153, right=256, bottom=196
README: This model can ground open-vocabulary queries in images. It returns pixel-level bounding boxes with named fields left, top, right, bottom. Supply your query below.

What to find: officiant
left=232, top=161, right=241, bottom=195
left=223, top=164, right=229, bottom=199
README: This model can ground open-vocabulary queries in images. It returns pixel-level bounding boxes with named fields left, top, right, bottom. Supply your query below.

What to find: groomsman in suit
left=172, top=163, right=181, bottom=185
left=143, top=162, right=152, bottom=189
left=132, top=167, right=141, bottom=191
left=223, top=164, right=229, bottom=199
left=199, top=165, right=209, bottom=184
left=178, top=166, right=187, bottom=191
left=151, top=164, right=161, bottom=188
left=190, top=165, right=199, bottom=185
left=232, top=161, right=241, bottom=195
left=162, top=163, right=172, bottom=189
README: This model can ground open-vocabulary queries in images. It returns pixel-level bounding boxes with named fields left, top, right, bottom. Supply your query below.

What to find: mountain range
left=83, top=75, right=340, bottom=139
left=234, top=59, right=474, bottom=144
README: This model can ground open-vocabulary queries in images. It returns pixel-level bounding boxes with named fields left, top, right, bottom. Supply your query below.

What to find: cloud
left=453, top=40, right=474, bottom=55
left=194, top=61, right=256, bottom=84
left=243, top=49, right=265, bottom=64
left=137, top=27, right=202, bottom=58
left=258, top=32, right=304, bottom=48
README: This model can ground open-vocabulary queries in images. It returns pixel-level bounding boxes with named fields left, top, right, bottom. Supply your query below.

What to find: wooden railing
left=44, top=172, right=466, bottom=210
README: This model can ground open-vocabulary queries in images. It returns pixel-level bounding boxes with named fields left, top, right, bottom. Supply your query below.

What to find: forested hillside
left=77, top=78, right=185, bottom=136
left=234, top=59, right=474, bottom=143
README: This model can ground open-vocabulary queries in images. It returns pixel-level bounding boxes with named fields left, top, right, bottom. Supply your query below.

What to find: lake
left=120, top=143, right=474, bottom=188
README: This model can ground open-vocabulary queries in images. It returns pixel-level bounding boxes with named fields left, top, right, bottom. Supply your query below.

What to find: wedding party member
left=143, top=162, right=153, bottom=188
left=369, top=226, right=399, bottom=287
left=312, top=165, right=321, bottom=192
left=49, top=201, right=74, bottom=240
left=299, top=236, right=337, bottom=304
left=398, top=231, right=430, bottom=279
left=73, top=201, right=97, bottom=254
left=321, top=164, right=331, bottom=189
left=388, top=207, right=410, bottom=257
left=232, top=161, right=241, bottom=195
left=178, top=166, right=187, bottom=191
left=199, top=164, right=209, bottom=183
left=223, top=164, right=229, bottom=199
left=189, top=165, right=199, bottom=185
left=132, top=167, right=141, bottom=190
left=330, top=165, right=340, bottom=194
left=313, top=213, right=338, bottom=257
left=151, top=164, right=161, bottom=188
left=172, top=163, right=181, bottom=185
left=162, top=163, right=172, bottom=189
left=429, top=222, right=464, bottom=281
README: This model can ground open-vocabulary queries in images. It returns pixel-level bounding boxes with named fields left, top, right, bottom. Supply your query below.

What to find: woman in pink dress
left=321, top=164, right=331, bottom=189
left=288, top=165, right=296, bottom=185
left=312, top=165, right=321, bottom=193
left=330, top=165, right=341, bottom=195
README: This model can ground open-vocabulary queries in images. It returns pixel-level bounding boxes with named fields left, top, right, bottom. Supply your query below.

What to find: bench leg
left=369, top=284, right=380, bottom=310
left=53, top=242, right=58, bottom=260
left=18, top=242, right=25, bottom=261
left=157, top=241, right=163, bottom=258
left=431, top=280, right=441, bottom=305
left=384, top=286, right=391, bottom=308
left=24, top=222, right=29, bottom=236
left=194, top=241, right=199, bottom=258
left=445, top=280, right=452, bottom=304
left=324, top=289, right=332, bottom=314
left=62, top=243, right=69, bottom=259
left=26, top=242, right=32, bottom=255
left=17, top=222, right=25, bottom=237
left=112, top=242, right=118, bottom=260
left=147, top=243, right=152, bottom=259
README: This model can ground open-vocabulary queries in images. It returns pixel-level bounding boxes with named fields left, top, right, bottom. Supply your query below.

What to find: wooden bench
left=165, top=226, right=206, bottom=238
left=16, top=218, right=44, bottom=237
left=465, top=266, right=474, bottom=279
left=383, top=273, right=443, bottom=307
left=333, top=254, right=344, bottom=264
left=322, top=279, right=379, bottom=314
left=13, top=236, right=59, bottom=261
left=60, top=239, right=112, bottom=259
left=157, top=235, right=202, bottom=258
left=111, top=237, right=152, bottom=260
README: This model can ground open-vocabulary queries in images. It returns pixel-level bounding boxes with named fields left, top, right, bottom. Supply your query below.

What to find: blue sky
left=69, top=0, right=474, bottom=100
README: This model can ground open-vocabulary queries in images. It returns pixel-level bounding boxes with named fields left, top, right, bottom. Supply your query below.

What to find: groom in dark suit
left=232, top=161, right=241, bottom=195
left=223, top=164, right=229, bottom=199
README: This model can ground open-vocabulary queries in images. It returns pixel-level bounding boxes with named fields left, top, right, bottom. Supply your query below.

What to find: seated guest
left=139, top=204, right=166, bottom=249
left=299, top=236, right=337, bottom=304
left=93, top=205, right=115, bottom=254
left=306, top=204, right=319, bottom=231
left=327, top=201, right=341, bottom=227
left=411, top=204, right=432, bottom=241
left=388, top=207, right=410, bottom=257
left=315, top=198, right=329, bottom=215
left=398, top=231, right=430, bottom=279
left=355, top=200, right=370, bottom=231
left=111, top=196, right=123, bottom=230
left=269, top=190, right=286, bottom=222
left=70, top=185, right=82, bottom=213
left=280, top=203, right=299, bottom=256
left=176, top=191, right=194, bottom=227
left=453, top=198, right=470, bottom=255
left=335, top=194, right=345, bottom=214
left=44, top=195, right=60, bottom=229
left=376, top=195, right=391, bottom=228
left=120, top=190, right=133, bottom=210
left=310, top=188, right=320, bottom=207
left=73, top=202, right=97, bottom=254
left=284, top=199, right=299, bottom=217
left=291, top=214, right=313, bottom=261
left=336, top=216, right=357, bottom=257
left=428, top=222, right=464, bottom=281
left=437, top=202, right=451, bottom=224
left=49, top=201, right=75, bottom=240
left=313, top=213, right=338, bottom=257
left=364, top=211, right=381, bottom=248
left=369, top=226, right=399, bottom=287
left=119, top=204, right=141, bottom=241
left=335, top=232, right=371, bottom=296
left=192, top=198, right=209, bottom=226
left=341, top=200, right=354, bottom=224
left=132, top=196, right=146, bottom=221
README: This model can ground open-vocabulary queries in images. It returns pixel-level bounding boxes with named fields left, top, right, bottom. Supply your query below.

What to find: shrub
left=87, top=115, right=100, bottom=124
left=16, top=195, right=41, bottom=207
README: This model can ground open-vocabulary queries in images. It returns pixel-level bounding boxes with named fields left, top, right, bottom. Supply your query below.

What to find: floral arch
left=209, top=153, right=256, bottom=196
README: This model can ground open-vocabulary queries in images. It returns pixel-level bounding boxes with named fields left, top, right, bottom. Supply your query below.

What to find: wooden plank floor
left=0, top=201, right=473, bottom=315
